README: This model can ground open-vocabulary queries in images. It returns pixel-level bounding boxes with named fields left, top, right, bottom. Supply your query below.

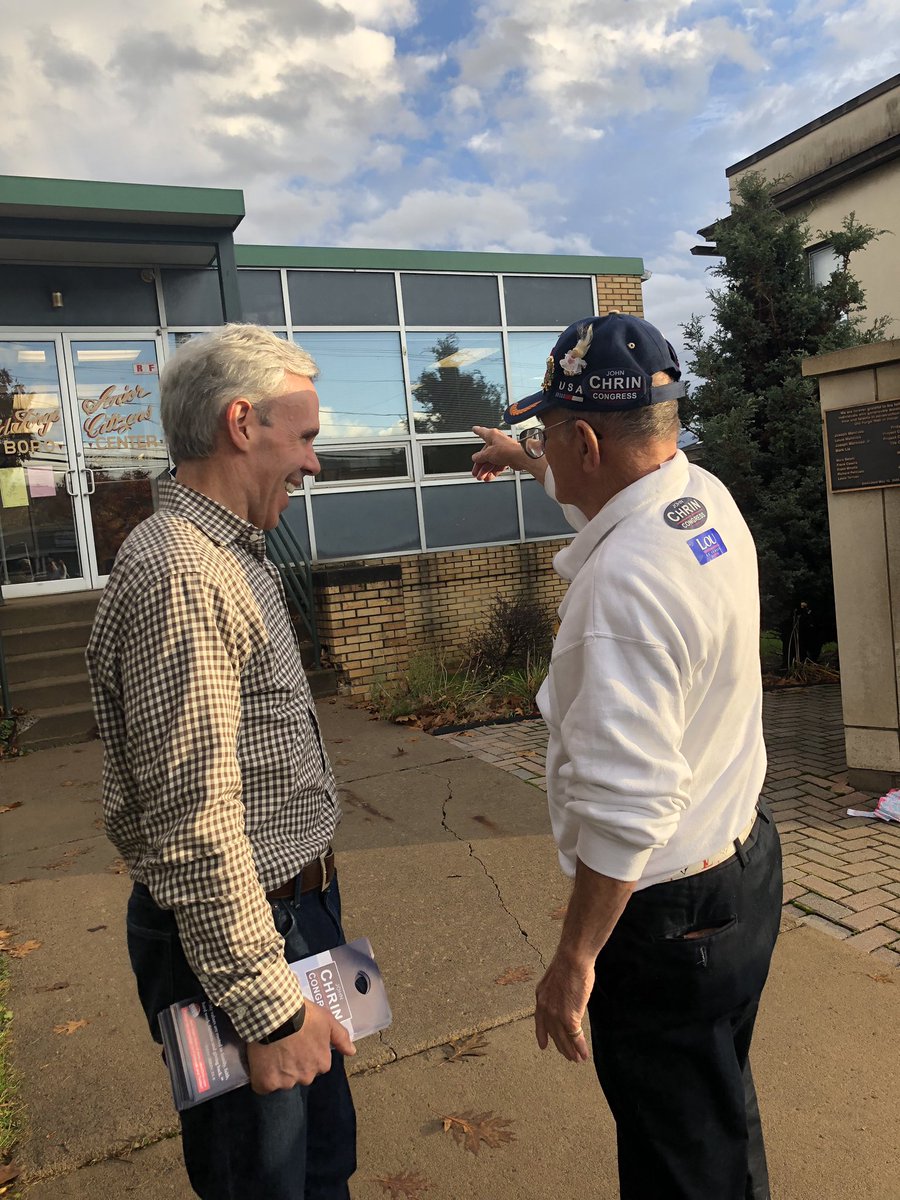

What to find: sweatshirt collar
left=553, top=449, right=690, bottom=582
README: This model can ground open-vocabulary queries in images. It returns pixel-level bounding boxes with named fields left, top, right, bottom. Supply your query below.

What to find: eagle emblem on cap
left=541, top=354, right=555, bottom=392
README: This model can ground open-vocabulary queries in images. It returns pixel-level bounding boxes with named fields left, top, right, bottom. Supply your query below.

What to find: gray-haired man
left=87, top=324, right=356, bottom=1199
left=472, top=313, right=781, bottom=1200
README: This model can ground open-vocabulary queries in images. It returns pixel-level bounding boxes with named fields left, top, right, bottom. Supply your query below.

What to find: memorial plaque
left=824, top=398, right=900, bottom=492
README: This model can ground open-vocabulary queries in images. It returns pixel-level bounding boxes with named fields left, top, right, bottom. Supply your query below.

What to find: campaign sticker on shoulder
left=663, top=497, right=708, bottom=531
left=687, top=528, right=727, bottom=565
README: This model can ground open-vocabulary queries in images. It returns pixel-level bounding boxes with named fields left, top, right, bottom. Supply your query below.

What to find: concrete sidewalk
left=1, top=699, right=899, bottom=1199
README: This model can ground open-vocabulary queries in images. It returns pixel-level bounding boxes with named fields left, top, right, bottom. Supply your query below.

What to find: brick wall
left=313, top=541, right=570, bottom=695
left=595, top=274, right=644, bottom=316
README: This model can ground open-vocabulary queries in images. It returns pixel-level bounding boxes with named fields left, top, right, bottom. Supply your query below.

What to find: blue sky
left=2, top=0, right=899, bottom=366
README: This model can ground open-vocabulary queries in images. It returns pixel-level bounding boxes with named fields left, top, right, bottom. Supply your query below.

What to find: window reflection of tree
left=89, top=469, right=153, bottom=575
left=413, top=335, right=505, bottom=433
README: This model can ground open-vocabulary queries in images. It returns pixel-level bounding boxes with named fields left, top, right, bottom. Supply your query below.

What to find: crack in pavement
left=439, top=775, right=547, bottom=971
left=21, top=1126, right=181, bottom=1187
left=335, top=755, right=465, bottom=785
left=351, top=1010, right=537, bottom=1078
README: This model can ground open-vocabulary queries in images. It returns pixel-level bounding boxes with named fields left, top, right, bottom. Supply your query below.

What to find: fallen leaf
left=394, top=715, right=417, bottom=725
left=4, top=939, right=42, bottom=958
left=440, top=1111, right=516, bottom=1156
left=107, top=859, right=128, bottom=875
left=0, top=929, right=12, bottom=947
left=61, top=780, right=76, bottom=787
left=443, top=1032, right=489, bottom=1063
left=472, top=814, right=502, bottom=833
left=0, top=1163, right=21, bottom=1187
left=53, top=1019, right=89, bottom=1035
left=372, top=1170, right=431, bottom=1199
left=35, top=981, right=70, bottom=993
left=494, top=966, right=534, bottom=986
left=7, top=878, right=33, bottom=886
left=867, top=972, right=894, bottom=984
left=43, top=847, right=86, bottom=871
left=0, top=802, right=23, bottom=814
left=549, top=904, right=568, bottom=921
left=93, top=817, right=105, bottom=830
left=87, top=925, right=107, bottom=933
left=393, top=747, right=407, bottom=756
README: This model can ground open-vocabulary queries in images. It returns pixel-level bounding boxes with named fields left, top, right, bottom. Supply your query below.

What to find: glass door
left=0, top=338, right=88, bottom=594
left=65, top=336, right=167, bottom=582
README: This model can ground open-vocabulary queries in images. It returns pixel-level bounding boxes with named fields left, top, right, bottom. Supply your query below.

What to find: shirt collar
left=158, top=474, right=268, bottom=560
left=553, top=449, right=690, bottom=582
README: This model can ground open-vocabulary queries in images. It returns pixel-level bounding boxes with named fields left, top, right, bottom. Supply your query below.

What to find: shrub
left=467, top=595, right=554, bottom=677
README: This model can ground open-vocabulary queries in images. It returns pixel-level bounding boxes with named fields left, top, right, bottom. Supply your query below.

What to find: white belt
left=659, top=811, right=759, bottom=885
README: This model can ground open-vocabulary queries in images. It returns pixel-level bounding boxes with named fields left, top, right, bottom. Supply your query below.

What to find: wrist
left=255, top=1004, right=306, bottom=1044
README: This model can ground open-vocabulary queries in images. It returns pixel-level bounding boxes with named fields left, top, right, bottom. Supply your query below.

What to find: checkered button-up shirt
left=86, top=477, right=338, bottom=1041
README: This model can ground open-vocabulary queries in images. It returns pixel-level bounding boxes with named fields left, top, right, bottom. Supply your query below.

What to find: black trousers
left=588, top=805, right=782, bottom=1200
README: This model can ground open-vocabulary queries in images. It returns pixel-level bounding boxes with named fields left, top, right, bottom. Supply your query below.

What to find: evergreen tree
left=682, top=172, right=890, bottom=655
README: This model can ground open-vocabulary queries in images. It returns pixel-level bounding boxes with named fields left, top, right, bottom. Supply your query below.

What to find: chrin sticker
left=663, top=497, right=708, bottom=531
left=687, top=528, right=727, bottom=565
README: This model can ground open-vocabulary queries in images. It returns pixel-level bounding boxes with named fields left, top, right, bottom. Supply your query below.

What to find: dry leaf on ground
left=7, top=878, right=33, bottom=886
left=87, top=925, right=107, bottom=933
left=107, top=859, right=128, bottom=875
left=440, top=1111, right=516, bottom=1156
left=53, top=1019, right=89, bottom=1035
left=494, top=965, right=534, bottom=986
left=443, top=1032, right=489, bottom=1063
left=867, top=972, right=894, bottom=984
left=4, top=939, right=42, bottom=959
left=0, top=802, right=23, bottom=814
left=35, top=981, right=70, bottom=993
left=43, top=847, right=86, bottom=871
left=549, top=904, right=568, bottom=920
left=0, top=1163, right=21, bottom=1187
left=372, top=1170, right=431, bottom=1199
left=0, top=930, right=12, bottom=947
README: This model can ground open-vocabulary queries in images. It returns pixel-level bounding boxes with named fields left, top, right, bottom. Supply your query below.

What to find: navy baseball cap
left=504, top=312, right=686, bottom=424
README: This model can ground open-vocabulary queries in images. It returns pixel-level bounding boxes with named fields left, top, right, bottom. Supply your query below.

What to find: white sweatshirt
left=539, top=452, right=766, bottom=889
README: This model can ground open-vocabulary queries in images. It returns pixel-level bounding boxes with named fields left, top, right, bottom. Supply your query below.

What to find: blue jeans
left=588, top=805, right=782, bottom=1200
left=126, top=874, right=357, bottom=1200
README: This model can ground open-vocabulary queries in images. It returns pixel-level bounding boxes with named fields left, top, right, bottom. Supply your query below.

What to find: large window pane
left=312, top=489, right=420, bottom=558
left=0, top=341, right=85, bottom=584
left=238, top=270, right=285, bottom=324
left=162, top=270, right=224, bottom=325
left=316, top=446, right=408, bottom=483
left=288, top=271, right=398, bottom=326
left=422, top=480, right=518, bottom=548
left=401, top=274, right=500, bottom=326
left=521, top=477, right=576, bottom=538
left=507, top=331, right=558, bottom=408
left=503, top=276, right=594, bottom=326
left=407, top=332, right=506, bottom=433
left=293, top=332, right=407, bottom=439
left=281, top=497, right=311, bottom=556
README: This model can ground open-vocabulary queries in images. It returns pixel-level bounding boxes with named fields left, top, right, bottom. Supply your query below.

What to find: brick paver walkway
left=440, top=684, right=900, bottom=967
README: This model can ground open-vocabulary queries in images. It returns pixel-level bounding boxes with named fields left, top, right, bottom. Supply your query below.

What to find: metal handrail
left=265, top=519, right=321, bottom=668
left=0, top=631, right=11, bottom=717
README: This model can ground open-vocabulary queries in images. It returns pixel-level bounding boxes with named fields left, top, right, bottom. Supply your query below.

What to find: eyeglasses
left=518, top=418, right=576, bottom=460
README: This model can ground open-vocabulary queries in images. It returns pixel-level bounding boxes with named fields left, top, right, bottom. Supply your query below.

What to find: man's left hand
left=534, top=950, right=593, bottom=1064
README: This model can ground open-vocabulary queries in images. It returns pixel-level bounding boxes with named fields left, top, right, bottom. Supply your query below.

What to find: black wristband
left=256, top=1005, right=306, bottom=1044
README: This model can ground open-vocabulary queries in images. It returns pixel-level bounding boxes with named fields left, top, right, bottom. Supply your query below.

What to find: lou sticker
left=663, top=496, right=708, bottom=531
left=687, top=528, right=727, bottom=564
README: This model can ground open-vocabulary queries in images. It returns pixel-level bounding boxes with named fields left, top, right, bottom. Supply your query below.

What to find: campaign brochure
left=158, top=937, right=391, bottom=1111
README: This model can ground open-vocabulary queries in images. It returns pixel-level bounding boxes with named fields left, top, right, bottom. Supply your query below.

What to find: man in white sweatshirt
left=472, top=312, right=781, bottom=1200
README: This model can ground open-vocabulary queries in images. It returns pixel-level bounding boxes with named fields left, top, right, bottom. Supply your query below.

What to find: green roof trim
left=235, top=244, right=645, bottom=275
left=0, top=174, right=245, bottom=227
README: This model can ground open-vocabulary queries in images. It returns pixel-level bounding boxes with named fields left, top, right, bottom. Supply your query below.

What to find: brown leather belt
left=266, top=850, right=335, bottom=901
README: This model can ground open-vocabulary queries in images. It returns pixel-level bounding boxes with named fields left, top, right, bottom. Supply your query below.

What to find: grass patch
left=0, top=954, right=21, bottom=1164
left=370, top=651, right=548, bottom=730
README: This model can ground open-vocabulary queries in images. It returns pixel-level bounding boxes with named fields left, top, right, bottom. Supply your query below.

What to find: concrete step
left=1, top=619, right=95, bottom=655
left=307, top=667, right=338, bottom=698
left=16, top=703, right=97, bottom=750
left=6, top=646, right=87, bottom=685
left=0, top=590, right=102, bottom=631
left=10, top=672, right=92, bottom=712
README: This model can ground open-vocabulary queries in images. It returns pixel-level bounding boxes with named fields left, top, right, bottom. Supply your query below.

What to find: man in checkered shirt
left=87, top=324, right=356, bottom=1200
